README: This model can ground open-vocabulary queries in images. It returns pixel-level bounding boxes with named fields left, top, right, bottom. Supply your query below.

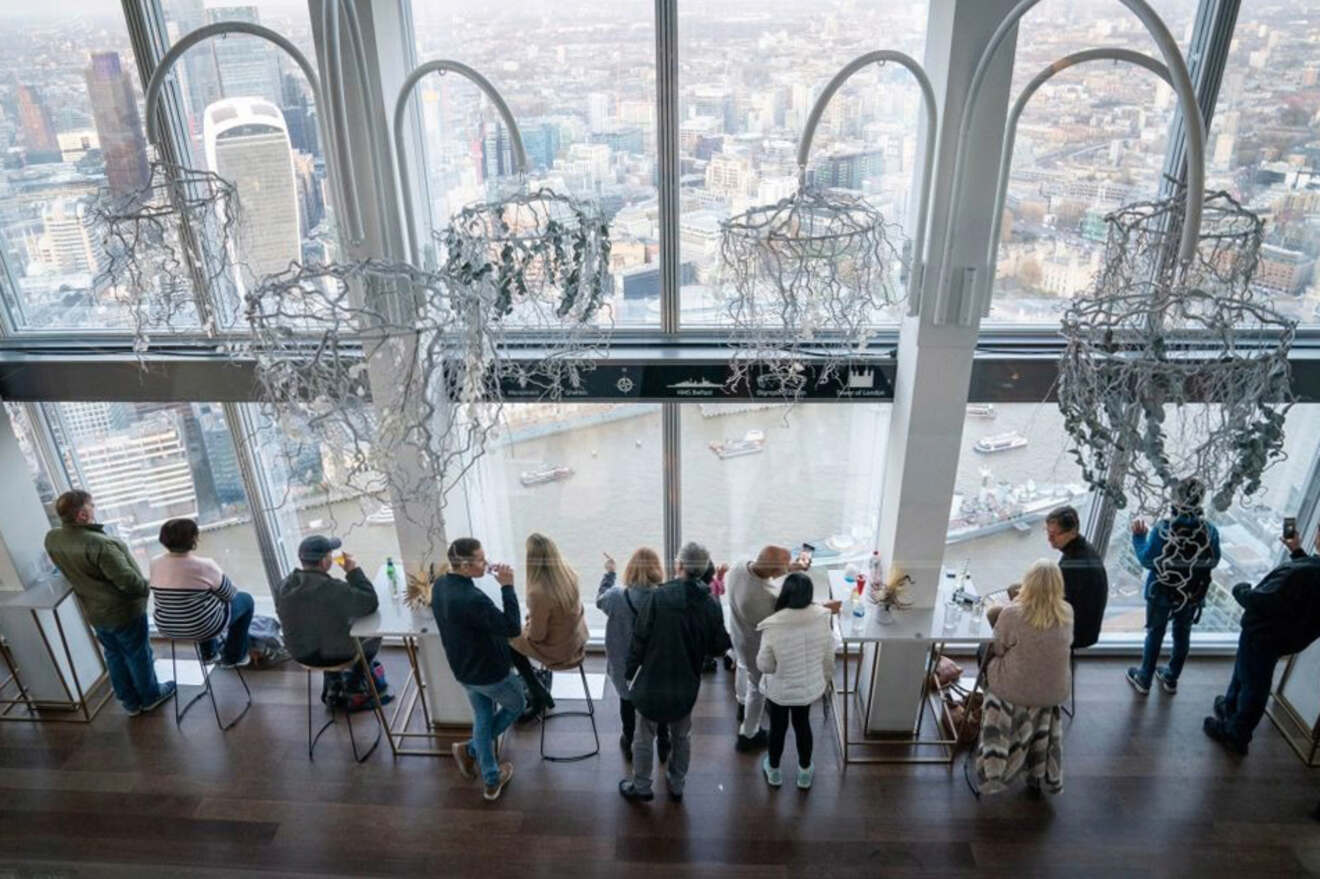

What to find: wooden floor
left=1, top=652, right=1318, bottom=878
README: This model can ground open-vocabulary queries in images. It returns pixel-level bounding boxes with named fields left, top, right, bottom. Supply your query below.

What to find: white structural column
left=0, top=405, right=55, bottom=590
left=307, top=1, right=474, bottom=726
left=863, top=0, right=1020, bottom=733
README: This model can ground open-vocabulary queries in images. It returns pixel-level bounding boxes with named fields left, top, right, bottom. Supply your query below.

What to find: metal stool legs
left=170, top=639, right=252, bottom=731
left=539, top=663, right=600, bottom=762
left=304, top=654, right=383, bottom=763
left=964, top=749, right=982, bottom=799
left=1061, top=649, right=1077, bottom=719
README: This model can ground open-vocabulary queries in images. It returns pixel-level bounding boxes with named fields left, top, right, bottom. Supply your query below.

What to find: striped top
left=149, top=552, right=235, bottom=640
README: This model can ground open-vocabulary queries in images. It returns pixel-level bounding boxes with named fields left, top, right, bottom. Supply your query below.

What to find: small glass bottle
left=386, top=556, right=399, bottom=599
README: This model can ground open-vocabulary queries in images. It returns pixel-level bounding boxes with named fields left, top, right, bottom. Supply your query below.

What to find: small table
left=349, top=566, right=466, bottom=758
left=827, top=570, right=994, bottom=765
left=0, top=579, right=112, bottom=723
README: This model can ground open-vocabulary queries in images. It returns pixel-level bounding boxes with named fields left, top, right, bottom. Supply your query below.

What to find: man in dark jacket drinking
left=432, top=537, right=525, bottom=802
left=1203, top=522, right=1320, bottom=755
left=273, top=535, right=384, bottom=708
left=620, top=541, right=732, bottom=803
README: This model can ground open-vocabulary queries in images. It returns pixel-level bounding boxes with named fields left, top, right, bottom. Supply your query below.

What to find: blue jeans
left=1137, top=589, right=1198, bottom=685
left=201, top=591, right=255, bottom=664
left=463, top=671, right=526, bottom=786
left=1221, top=632, right=1281, bottom=744
left=94, top=615, right=165, bottom=711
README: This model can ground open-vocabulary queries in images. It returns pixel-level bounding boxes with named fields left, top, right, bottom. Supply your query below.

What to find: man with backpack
left=1127, top=478, right=1221, bottom=695
left=1204, top=522, right=1320, bottom=755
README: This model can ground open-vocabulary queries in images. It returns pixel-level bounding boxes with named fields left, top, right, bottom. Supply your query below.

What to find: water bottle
left=868, top=551, right=882, bottom=588
left=386, top=556, right=399, bottom=599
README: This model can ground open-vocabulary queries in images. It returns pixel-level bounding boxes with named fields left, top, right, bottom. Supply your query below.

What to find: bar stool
left=299, top=656, right=384, bottom=763
left=163, top=637, right=252, bottom=730
left=539, top=661, right=599, bottom=762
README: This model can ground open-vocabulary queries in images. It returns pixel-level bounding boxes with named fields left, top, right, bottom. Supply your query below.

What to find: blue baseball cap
left=298, top=534, right=342, bottom=564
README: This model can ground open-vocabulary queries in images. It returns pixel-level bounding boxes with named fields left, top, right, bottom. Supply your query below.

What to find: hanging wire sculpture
left=718, top=52, right=936, bottom=402
left=441, top=186, right=612, bottom=398
left=90, top=162, right=242, bottom=347
left=242, top=259, right=506, bottom=558
left=1058, top=189, right=1296, bottom=518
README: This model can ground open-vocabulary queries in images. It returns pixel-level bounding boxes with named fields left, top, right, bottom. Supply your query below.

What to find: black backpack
left=1152, top=518, right=1215, bottom=612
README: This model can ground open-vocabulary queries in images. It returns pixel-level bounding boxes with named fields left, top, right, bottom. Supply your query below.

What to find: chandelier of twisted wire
left=90, top=161, right=243, bottom=347
left=440, top=184, right=613, bottom=399
left=718, top=52, right=935, bottom=402
left=1058, top=189, right=1296, bottom=516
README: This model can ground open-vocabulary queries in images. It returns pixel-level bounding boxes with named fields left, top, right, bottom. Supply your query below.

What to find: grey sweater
left=596, top=571, right=654, bottom=698
left=985, top=603, right=1073, bottom=707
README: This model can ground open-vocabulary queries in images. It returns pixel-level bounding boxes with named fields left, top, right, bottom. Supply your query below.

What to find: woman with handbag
left=975, top=559, right=1073, bottom=796
left=597, top=547, right=670, bottom=760
left=510, top=533, right=588, bottom=719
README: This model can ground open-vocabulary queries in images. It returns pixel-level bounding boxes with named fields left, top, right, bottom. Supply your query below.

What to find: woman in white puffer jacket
left=755, top=573, right=834, bottom=790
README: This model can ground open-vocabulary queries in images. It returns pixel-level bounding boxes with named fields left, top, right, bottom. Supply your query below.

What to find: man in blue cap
left=273, top=534, right=386, bottom=708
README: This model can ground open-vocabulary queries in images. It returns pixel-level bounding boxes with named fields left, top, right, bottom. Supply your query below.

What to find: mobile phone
left=1284, top=517, right=1298, bottom=539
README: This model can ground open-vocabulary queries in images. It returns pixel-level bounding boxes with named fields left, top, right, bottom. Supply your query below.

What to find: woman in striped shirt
left=149, top=518, right=255, bottom=667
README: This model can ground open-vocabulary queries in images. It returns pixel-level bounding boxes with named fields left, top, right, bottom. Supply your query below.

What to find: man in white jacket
left=725, top=545, right=808, bottom=751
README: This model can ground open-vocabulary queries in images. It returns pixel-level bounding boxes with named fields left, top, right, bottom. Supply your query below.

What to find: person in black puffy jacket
left=1203, top=523, right=1320, bottom=756
left=618, top=542, right=731, bottom=804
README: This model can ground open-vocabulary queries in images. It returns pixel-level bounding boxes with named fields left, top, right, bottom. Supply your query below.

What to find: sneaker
left=1213, top=695, right=1230, bottom=722
left=796, top=764, right=814, bottom=790
left=483, top=762, right=514, bottom=801
left=618, top=779, right=654, bottom=802
left=124, top=704, right=142, bottom=717
left=761, top=754, right=783, bottom=788
left=736, top=730, right=769, bottom=752
left=1024, top=778, right=1043, bottom=799
left=667, top=790, right=683, bottom=803
left=452, top=743, right=477, bottom=780
left=140, top=681, right=177, bottom=714
left=1125, top=667, right=1150, bottom=695
left=218, top=654, right=252, bottom=669
left=1154, top=666, right=1177, bottom=694
left=1202, top=716, right=1248, bottom=756
left=620, top=735, right=633, bottom=759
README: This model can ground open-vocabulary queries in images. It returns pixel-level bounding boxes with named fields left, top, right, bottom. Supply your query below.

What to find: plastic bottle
left=868, top=551, right=882, bottom=589
left=386, top=556, right=399, bottom=599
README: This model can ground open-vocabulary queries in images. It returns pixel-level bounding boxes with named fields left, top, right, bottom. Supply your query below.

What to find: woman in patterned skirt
left=976, top=559, right=1074, bottom=796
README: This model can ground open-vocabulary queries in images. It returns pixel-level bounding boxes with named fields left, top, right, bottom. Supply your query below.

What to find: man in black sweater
left=432, top=537, right=525, bottom=801
left=619, top=541, right=732, bottom=804
left=1045, top=506, right=1109, bottom=649
left=1204, top=523, right=1320, bottom=756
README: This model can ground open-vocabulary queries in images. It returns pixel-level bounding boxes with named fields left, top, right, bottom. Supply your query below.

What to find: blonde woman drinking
left=511, top=533, right=589, bottom=715
left=975, top=559, right=1074, bottom=797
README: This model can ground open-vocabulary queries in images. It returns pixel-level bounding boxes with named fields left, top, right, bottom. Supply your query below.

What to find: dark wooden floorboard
left=0, top=653, right=1317, bottom=877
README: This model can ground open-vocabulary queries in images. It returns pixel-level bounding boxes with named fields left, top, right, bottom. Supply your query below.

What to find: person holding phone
left=1126, top=478, right=1221, bottom=696
left=273, top=534, right=386, bottom=709
left=1203, top=521, right=1320, bottom=756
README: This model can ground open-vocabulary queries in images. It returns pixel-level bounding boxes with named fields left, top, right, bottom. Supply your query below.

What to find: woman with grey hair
left=619, top=542, right=732, bottom=803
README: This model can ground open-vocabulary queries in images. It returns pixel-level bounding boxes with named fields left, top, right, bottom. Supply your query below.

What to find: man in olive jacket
left=43, top=490, right=175, bottom=715
left=620, top=541, right=732, bottom=803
